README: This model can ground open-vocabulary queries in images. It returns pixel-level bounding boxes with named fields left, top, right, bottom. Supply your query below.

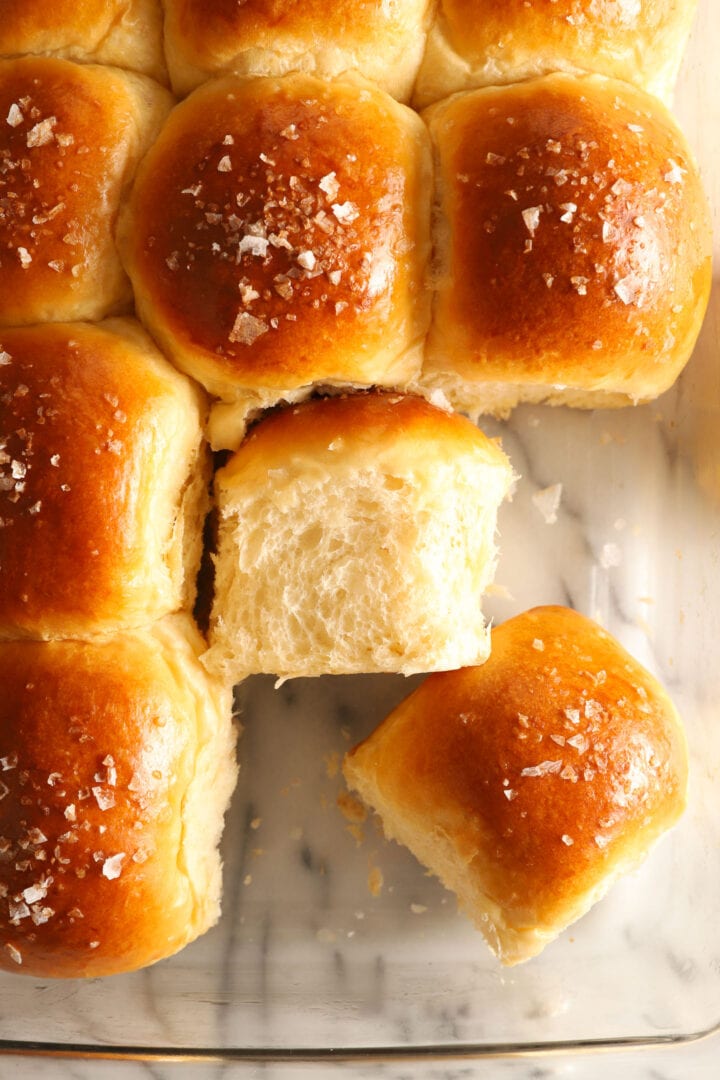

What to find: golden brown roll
left=344, top=606, right=688, bottom=965
left=0, top=56, right=173, bottom=328
left=418, top=74, right=712, bottom=417
left=117, top=73, right=432, bottom=450
left=0, top=0, right=166, bottom=84
left=205, top=391, right=514, bottom=681
left=0, top=615, right=237, bottom=978
left=0, top=319, right=209, bottom=641
left=162, top=0, right=432, bottom=101
left=414, top=0, right=699, bottom=107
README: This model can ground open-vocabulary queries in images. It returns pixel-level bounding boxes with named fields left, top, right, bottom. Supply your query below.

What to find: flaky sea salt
left=102, top=853, right=126, bottom=880
left=520, top=760, right=563, bottom=778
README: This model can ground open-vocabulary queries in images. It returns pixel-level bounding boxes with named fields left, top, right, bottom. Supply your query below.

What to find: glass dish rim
left=0, top=1018, right=718, bottom=1063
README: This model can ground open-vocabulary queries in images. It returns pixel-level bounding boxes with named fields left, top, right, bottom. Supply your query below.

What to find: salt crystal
left=4, top=943, right=21, bottom=965
left=319, top=172, right=340, bottom=200
left=614, top=277, right=638, bottom=305
left=26, top=117, right=56, bottom=147
left=6, top=104, right=23, bottom=128
left=297, top=250, right=316, bottom=271
left=92, top=786, right=115, bottom=811
left=520, top=759, right=563, bottom=778
left=522, top=206, right=542, bottom=236
left=331, top=201, right=359, bottom=224
left=664, top=159, right=686, bottom=184
left=102, top=853, right=126, bottom=880
left=238, top=235, right=269, bottom=258
left=229, top=311, right=269, bottom=345
left=567, top=733, right=589, bottom=754
left=22, top=883, right=48, bottom=904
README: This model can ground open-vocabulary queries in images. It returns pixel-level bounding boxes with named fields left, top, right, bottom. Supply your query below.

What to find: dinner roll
left=0, top=0, right=166, bottom=84
left=162, top=0, right=432, bottom=100
left=0, top=319, right=209, bottom=641
left=344, top=606, right=688, bottom=966
left=418, top=74, right=712, bottom=418
left=0, top=615, right=237, bottom=978
left=205, top=392, right=514, bottom=681
left=117, top=73, right=432, bottom=450
left=0, top=57, right=172, bottom=328
left=414, top=0, right=699, bottom=107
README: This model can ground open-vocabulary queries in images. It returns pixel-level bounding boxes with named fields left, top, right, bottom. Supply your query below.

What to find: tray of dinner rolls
left=0, top=0, right=718, bottom=1061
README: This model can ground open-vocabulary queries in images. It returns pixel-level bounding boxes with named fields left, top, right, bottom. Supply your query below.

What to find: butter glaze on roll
left=414, top=0, right=699, bottom=107
left=418, top=74, right=712, bottom=418
left=344, top=606, right=688, bottom=965
left=0, top=616, right=237, bottom=978
left=0, top=319, right=209, bottom=641
left=163, top=0, right=432, bottom=100
left=118, top=73, right=432, bottom=450
left=205, top=392, right=514, bottom=680
left=0, top=57, right=172, bottom=328
left=0, top=0, right=166, bottom=84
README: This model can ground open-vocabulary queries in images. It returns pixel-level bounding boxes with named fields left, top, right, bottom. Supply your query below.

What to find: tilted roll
left=344, top=606, right=688, bottom=965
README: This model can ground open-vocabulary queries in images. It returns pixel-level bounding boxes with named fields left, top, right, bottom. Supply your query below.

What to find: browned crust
left=423, top=75, right=712, bottom=404
left=119, top=73, right=432, bottom=399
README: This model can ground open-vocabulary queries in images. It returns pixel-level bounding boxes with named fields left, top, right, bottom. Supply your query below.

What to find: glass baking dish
left=0, top=0, right=718, bottom=1063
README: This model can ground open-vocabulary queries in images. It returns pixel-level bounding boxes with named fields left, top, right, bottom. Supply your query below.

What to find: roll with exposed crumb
left=205, top=391, right=514, bottom=681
